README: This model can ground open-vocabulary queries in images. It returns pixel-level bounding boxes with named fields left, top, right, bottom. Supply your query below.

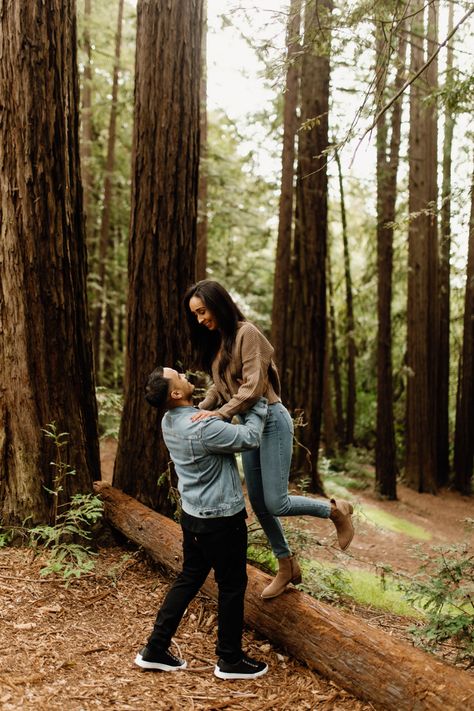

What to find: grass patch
left=301, top=559, right=423, bottom=618
left=362, top=507, right=432, bottom=541
left=323, top=479, right=356, bottom=502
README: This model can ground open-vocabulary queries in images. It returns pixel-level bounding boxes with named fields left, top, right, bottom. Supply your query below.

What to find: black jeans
left=146, top=517, right=248, bottom=662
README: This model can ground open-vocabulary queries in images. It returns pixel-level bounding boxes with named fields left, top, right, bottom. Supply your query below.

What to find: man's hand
left=191, top=409, right=223, bottom=422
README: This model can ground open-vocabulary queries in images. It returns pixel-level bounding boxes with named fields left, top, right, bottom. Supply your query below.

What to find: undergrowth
left=0, top=423, right=103, bottom=584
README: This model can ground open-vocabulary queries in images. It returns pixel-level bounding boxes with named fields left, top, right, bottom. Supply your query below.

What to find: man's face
left=163, top=367, right=195, bottom=401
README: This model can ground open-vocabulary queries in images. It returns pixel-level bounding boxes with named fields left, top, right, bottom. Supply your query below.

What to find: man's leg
left=208, top=518, right=248, bottom=662
left=139, top=527, right=211, bottom=664
left=206, top=517, right=268, bottom=680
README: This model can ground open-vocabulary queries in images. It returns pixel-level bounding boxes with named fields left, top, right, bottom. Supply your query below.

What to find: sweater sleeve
left=216, top=323, right=274, bottom=420
left=199, top=383, right=220, bottom=410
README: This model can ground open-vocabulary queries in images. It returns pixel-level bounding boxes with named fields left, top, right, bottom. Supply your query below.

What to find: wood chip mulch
left=0, top=546, right=377, bottom=711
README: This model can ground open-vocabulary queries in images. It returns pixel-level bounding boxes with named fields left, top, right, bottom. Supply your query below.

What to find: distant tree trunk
left=453, top=165, right=474, bottom=495
left=0, top=0, right=100, bottom=525
left=286, top=0, right=331, bottom=494
left=195, top=0, right=208, bottom=281
left=375, top=26, right=407, bottom=500
left=327, top=248, right=345, bottom=444
left=113, top=0, right=202, bottom=512
left=271, top=0, right=301, bottom=380
left=437, top=0, right=454, bottom=487
left=322, top=332, right=336, bottom=457
left=334, top=148, right=356, bottom=446
left=81, top=0, right=93, bottom=227
left=92, top=0, right=124, bottom=381
left=405, top=0, right=439, bottom=493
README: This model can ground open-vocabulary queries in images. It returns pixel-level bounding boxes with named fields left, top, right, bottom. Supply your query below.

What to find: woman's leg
left=241, top=446, right=291, bottom=559
left=259, top=403, right=332, bottom=519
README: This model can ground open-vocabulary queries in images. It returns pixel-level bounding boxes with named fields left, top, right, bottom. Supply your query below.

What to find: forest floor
left=1, top=438, right=473, bottom=711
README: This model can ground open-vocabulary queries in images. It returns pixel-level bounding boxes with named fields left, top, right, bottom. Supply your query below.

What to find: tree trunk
left=92, top=0, right=125, bottom=381
left=437, top=0, right=454, bottom=488
left=80, top=0, right=93, bottom=227
left=286, top=0, right=331, bottom=494
left=375, top=25, right=407, bottom=500
left=453, top=163, right=474, bottom=495
left=195, top=0, right=208, bottom=282
left=113, top=0, right=202, bottom=512
left=271, top=0, right=301, bottom=381
left=327, top=247, right=345, bottom=444
left=322, top=333, right=336, bottom=457
left=0, top=0, right=100, bottom=525
left=405, top=0, right=439, bottom=493
left=335, top=148, right=356, bottom=446
left=94, top=482, right=474, bottom=711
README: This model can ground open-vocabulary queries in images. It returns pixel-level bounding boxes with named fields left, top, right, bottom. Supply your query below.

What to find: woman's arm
left=198, top=383, right=219, bottom=411
left=216, top=324, right=274, bottom=420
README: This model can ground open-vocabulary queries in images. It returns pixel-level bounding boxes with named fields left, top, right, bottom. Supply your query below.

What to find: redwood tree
left=453, top=165, right=474, bottom=496
left=405, top=0, right=439, bottom=493
left=113, top=0, right=202, bottom=512
left=271, top=0, right=301, bottom=379
left=286, top=0, right=331, bottom=494
left=437, top=0, right=455, bottom=488
left=334, top=148, right=356, bottom=447
left=0, top=0, right=100, bottom=525
left=195, top=0, right=208, bottom=282
left=375, top=22, right=407, bottom=500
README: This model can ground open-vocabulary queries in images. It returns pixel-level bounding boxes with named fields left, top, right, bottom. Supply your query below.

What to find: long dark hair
left=183, top=280, right=246, bottom=376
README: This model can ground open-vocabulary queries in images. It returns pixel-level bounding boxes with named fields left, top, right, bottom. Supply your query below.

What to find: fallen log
left=94, top=481, right=474, bottom=711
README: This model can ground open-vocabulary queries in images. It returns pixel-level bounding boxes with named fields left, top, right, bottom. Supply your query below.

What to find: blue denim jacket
left=161, top=397, right=268, bottom=519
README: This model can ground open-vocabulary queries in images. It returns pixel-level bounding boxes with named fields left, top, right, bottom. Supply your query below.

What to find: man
left=135, top=366, right=268, bottom=680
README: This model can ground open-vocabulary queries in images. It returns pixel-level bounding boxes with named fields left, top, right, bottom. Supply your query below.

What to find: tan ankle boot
left=261, top=555, right=302, bottom=599
left=329, top=498, right=354, bottom=550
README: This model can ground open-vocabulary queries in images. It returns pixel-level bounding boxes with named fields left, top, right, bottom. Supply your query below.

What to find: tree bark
left=453, top=164, right=474, bottom=495
left=271, top=0, right=301, bottom=381
left=113, top=0, right=202, bottom=512
left=80, top=0, right=93, bottom=227
left=374, top=25, right=407, bottom=499
left=405, top=0, right=439, bottom=493
left=286, top=0, right=331, bottom=494
left=92, top=0, right=125, bottom=381
left=437, top=0, right=454, bottom=488
left=195, top=0, right=208, bottom=282
left=322, top=333, right=336, bottom=457
left=327, top=247, right=345, bottom=444
left=335, top=148, right=356, bottom=446
left=0, top=0, right=100, bottom=525
left=94, top=482, right=474, bottom=711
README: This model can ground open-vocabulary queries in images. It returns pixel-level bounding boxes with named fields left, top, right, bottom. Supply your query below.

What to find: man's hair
left=144, top=367, right=170, bottom=409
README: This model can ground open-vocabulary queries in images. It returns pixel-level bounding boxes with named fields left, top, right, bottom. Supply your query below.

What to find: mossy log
left=94, top=481, right=474, bottom=711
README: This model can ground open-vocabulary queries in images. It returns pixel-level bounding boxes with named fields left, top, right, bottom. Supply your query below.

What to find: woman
left=183, top=280, right=354, bottom=599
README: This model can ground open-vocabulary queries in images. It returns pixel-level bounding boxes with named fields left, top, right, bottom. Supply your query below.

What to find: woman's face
left=189, top=295, right=218, bottom=331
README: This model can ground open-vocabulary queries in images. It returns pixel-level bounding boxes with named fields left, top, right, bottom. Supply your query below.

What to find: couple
left=135, top=280, right=354, bottom=679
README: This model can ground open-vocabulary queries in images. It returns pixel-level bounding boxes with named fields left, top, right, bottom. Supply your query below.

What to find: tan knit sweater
left=199, top=321, right=281, bottom=419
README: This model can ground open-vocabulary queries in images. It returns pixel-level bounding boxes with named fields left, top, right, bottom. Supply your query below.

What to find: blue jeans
left=241, top=402, right=331, bottom=559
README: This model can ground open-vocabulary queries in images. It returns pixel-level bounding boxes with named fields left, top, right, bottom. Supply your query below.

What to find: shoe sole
left=214, top=664, right=268, bottom=680
left=134, top=653, right=187, bottom=671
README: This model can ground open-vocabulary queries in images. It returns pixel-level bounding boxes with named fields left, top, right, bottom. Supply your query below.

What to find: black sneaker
left=214, top=655, right=268, bottom=680
left=134, top=646, right=187, bottom=671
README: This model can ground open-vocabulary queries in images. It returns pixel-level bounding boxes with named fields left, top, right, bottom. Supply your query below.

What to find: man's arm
left=200, top=398, right=268, bottom=454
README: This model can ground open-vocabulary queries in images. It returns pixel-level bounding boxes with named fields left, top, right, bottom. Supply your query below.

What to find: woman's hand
left=191, top=409, right=223, bottom=422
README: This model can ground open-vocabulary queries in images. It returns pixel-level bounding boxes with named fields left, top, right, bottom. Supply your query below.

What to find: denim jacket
left=161, top=397, right=268, bottom=519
